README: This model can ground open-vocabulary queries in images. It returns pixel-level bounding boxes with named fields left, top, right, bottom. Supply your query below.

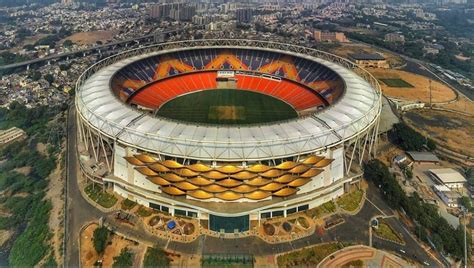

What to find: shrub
left=92, top=226, right=109, bottom=254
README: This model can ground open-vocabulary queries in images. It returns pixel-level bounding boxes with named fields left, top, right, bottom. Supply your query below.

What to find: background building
left=429, top=168, right=467, bottom=189
left=349, top=53, right=389, bottom=69
left=384, top=33, right=405, bottom=43
left=314, top=30, right=349, bottom=43
left=236, top=8, right=253, bottom=23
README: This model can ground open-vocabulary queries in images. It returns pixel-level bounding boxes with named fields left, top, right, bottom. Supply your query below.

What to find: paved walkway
left=318, top=245, right=412, bottom=268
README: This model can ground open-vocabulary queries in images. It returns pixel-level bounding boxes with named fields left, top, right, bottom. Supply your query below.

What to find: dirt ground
left=0, top=229, right=13, bottom=248
left=330, top=43, right=404, bottom=67
left=170, top=253, right=201, bottom=267
left=404, top=109, right=474, bottom=157
left=45, top=147, right=65, bottom=266
left=439, top=95, right=474, bottom=116
left=12, top=166, right=31, bottom=175
left=376, top=138, right=404, bottom=167
left=63, top=31, right=117, bottom=45
left=368, top=68, right=456, bottom=103
left=80, top=223, right=145, bottom=267
left=36, top=142, right=48, bottom=156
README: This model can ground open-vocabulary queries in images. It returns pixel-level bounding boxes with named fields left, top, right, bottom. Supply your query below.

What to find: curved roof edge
left=76, top=39, right=382, bottom=161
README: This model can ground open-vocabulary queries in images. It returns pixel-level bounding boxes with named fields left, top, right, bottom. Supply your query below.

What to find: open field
left=156, top=89, right=298, bottom=125
left=63, top=30, right=117, bottom=45
left=369, top=69, right=456, bottom=103
left=380, top=78, right=414, bottom=88
left=439, top=95, right=474, bottom=116
left=404, top=109, right=474, bottom=157
left=330, top=43, right=404, bottom=67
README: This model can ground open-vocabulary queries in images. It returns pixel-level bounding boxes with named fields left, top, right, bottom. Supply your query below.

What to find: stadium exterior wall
left=75, top=39, right=381, bottom=225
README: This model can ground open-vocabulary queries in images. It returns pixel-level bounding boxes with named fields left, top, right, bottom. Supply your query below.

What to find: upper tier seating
left=114, top=48, right=344, bottom=106
left=130, top=71, right=325, bottom=111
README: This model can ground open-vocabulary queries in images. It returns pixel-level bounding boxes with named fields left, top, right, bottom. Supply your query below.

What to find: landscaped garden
left=306, top=201, right=336, bottom=219
left=336, top=189, right=364, bottom=212
left=85, top=183, right=117, bottom=208
left=121, top=198, right=137, bottom=210
left=373, top=221, right=404, bottom=244
left=277, top=242, right=349, bottom=267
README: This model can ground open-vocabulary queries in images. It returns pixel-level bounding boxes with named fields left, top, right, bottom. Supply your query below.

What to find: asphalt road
left=65, top=105, right=102, bottom=267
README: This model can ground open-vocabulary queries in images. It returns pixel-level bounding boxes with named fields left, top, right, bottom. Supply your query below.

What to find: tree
left=43, top=74, right=54, bottom=84
left=63, top=40, right=74, bottom=47
left=30, top=71, right=41, bottom=81
left=426, top=138, right=436, bottom=151
left=23, top=44, right=35, bottom=51
left=460, top=196, right=473, bottom=212
left=59, top=64, right=70, bottom=71
left=113, top=248, right=133, bottom=267
left=465, top=168, right=474, bottom=185
left=143, top=246, right=170, bottom=267
left=390, top=123, right=426, bottom=151
left=92, top=226, right=109, bottom=254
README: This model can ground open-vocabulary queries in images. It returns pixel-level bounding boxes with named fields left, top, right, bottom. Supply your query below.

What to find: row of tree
left=364, top=159, right=468, bottom=260
left=390, top=123, right=436, bottom=152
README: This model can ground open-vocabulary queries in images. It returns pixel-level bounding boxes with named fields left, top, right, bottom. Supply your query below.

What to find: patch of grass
left=373, top=222, right=404, bottom=244
left=336, top=189, right=364, bottom=212
left=121, top=199, right=137, bottom=211
left=379, top=78, right=414, bottom=88
left=277, top=242, right=348, bottom=267
left=156, top=89, right=298, bottom=125
left=136, top=206, right=153, bottom=217
left=85, top=183, right=117, bottom=208
left=306, top=201, right=336, bottom=218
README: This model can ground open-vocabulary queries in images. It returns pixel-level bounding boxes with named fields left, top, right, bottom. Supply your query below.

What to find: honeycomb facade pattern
left=125, top=154, right=333, bottom=201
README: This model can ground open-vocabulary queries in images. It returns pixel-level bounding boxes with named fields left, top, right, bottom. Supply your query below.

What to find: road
left=65, top=105, right=103, bottom=267
left=0, top=27, right=201, bottom=72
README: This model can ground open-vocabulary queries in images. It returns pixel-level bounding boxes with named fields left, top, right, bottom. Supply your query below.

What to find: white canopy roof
left=76, top=43, right=381, bottom=161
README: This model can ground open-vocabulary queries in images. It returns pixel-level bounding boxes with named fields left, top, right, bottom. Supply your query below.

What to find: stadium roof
left=76, top=42, right=381, bottom=161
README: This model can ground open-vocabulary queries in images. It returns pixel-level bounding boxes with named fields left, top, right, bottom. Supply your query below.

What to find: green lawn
left=136, top=206, right=153, bottom=217
left=306, top=201, right=336, bottom=219
left=373, top=222, right=404, bottom=244
left=121, top=199, right=137, bottom=211
left=277, top=242, right=348, bottom=267
left=336, top=189, right=364, bottom=212
left=379, top=78, right=414, bottom=88
left=85, top=183, right=117, bottom=208
left=156, top=89, right=298, bottom=125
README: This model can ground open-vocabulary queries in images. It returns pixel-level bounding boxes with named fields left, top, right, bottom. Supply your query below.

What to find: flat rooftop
left=407, top=151, right=440, bottom=162
left=429, top=168, right=466, bottom=184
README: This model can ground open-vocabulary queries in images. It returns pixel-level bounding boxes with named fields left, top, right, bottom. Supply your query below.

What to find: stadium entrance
left=209, top=214, right=249, bottom=233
